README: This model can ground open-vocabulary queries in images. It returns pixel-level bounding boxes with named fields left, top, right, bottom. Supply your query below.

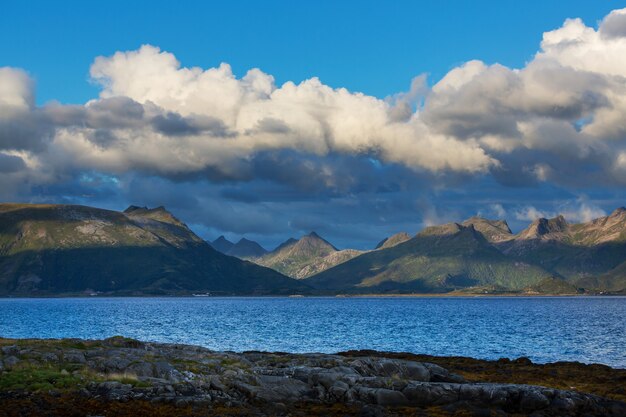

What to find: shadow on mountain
left=499, top=239, right=626, bottom=291
left=306, top=228, right=595, bottom=293
left=0, top=244, right=311, bottom=296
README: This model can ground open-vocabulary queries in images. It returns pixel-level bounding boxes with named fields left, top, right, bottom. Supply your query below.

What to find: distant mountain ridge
left=461, top=217, right=513, bottom=243
left=305, top=210, right=626, bottom=294
left=254, top=232, right=364, bottom=279
left=375, top=232, right=411, bottom=249
left=251, top=232, right=411, bottom=279
left=210, top=236, right=267, bottom=259
left=214, top=209, right=626, bottom=293
left=2, top=202, right=625, bottom=296
left=496, top=208, right=626, bottom=291
left=306, top=222, right=554, bottom=293
left=211, top=236, right=234, bottom=254
left=0, top=203, right=307, bottom=296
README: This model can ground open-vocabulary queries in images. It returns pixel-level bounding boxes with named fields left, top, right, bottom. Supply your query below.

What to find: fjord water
left=1, top=297, right=624, bottom=368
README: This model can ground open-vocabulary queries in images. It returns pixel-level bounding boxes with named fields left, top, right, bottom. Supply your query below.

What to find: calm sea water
left=0, top=297, right=624, bottom=368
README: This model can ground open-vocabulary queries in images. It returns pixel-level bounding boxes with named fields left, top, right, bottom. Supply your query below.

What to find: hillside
left=0, top=203, right=308, bottom=296
left=210, top=236, right=268, bottom=259
left=227, top=238, right=268, bottom=259
left=307, top=210, right=626, bottom=294
left=255, top=231, right=417, bottom=279
left=2, top=203, right=625, bottom=295
left=461, top=217, right=513, bottom=243
left=254, top=232, right=364, bottom=279
left=499, top=208, right=626, bottom=285
left=576, top=260, right=626, bottom=292
left=210, top=235, right=234, bottom=253
left=568, top=207, right=626, bottom=245
left=306, top=223, right=554, bottom=293
left=375, top=232, right=411, bottom=249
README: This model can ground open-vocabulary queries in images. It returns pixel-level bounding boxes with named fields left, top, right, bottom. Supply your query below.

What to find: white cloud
left=0, top=67, right=33, bottom=113
left=562, top=203, right=606, bottom=223
left=600, top=8, right=626, bottom=39
left=487, top=203, right=507, bottom=219
left=2, top=8, right=626, bottom=194
left=514, top=201, right=606, bottom=224
left=515, top=206, right=553, bottom=222
left=84, top=45, right=496, bottom=175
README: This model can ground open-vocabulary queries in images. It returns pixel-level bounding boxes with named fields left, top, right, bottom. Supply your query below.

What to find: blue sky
left=1, top=2, right=626, bottom=249
left=1, top=1, right=613, bottom=103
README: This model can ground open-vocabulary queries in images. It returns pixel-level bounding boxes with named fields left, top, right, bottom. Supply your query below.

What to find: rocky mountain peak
left=296, top=232, right=337, bottom=252
left=418, top=222, right=464, bottom=237
left=603, top=207, right=626, bottom=229
left=375, top=232, right=411, bottom=249
left=0, top=202, right=304, bottom=296
left=124, top=205, right=184, bottom=227
left=273, top=238, right=298, bottom=252
left=461, top=216, right=513, bottom=243
left=518, top=215, right=569, bottom=240
left=227, top=238, right=268, bottom=258
left=210, top=235, right=235, bottom=254
left=254, top=232, right=359, bottom=279
left=123, top=205, right=148, bottom=213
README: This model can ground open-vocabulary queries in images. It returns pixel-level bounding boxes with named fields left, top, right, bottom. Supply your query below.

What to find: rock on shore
left=0, top=337, right=624, bottom=416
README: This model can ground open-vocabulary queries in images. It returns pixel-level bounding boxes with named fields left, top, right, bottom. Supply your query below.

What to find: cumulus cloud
left=419, top=10, right=626, bottom=186
left=515, top=206, right=553, bottom=222
left=0, top=152, right=26, bottom=173
left=563, top=203, right=607, bottom=223
left=0, top=67, right=34, bottom=112
left=59, top=8, right=626, bottom=186
left=0, top=68, right=52, bottom=153
left=514, top=201, right=607, bottom=224
left=600, top=8, right=626, bottom=39
left=477, top=203, right=507, bottom=219
left=1, top=8, right=626, bottom=245
left=85, top=45, right=495, bottom=174
left=4, top=8, right=626, bottom=185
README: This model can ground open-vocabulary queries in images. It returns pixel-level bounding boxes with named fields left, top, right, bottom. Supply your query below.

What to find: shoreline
left=1, top=337, right=625, bottom=416
left=1, top=292, right=625, bottom=299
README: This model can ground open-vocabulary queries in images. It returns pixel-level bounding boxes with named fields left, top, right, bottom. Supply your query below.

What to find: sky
left=1, top=1, right=626, bottom=249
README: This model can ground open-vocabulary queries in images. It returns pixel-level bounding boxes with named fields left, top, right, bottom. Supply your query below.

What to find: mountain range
left=254, top=232, right=364, bottom=279
left=210, top=236, right=268, bottom=259
left=0, top=204, right=307, bottom=296
left=306, top=209, right=626, bottom=294
left=212, top=209, right=626, bottom=294
left=1, top=202, right=625, bottom=296
left=211, top=231, right=412, bottom=279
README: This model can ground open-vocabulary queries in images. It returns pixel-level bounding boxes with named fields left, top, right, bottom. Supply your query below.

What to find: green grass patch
left=0, top=368, right=83, bottom=391
left=58, top=340, right=89, bottom=350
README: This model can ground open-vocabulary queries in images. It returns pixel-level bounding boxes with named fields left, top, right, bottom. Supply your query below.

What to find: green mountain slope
left=375, top=232, right=411, bottom=249
left=254, top=232, right=364, bottom=279
left=461, top=217, right=513, bottom=243
left=0, top=203, right=308, bottom=296
left=499, top=209, right=626, bottom=288
left=306, top=223, right=554, bottom=293
left=576, top=261, right=626, bottom=293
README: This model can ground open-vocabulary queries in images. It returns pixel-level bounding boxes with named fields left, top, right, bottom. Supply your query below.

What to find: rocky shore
left=0, top=337, right=624, bottom=416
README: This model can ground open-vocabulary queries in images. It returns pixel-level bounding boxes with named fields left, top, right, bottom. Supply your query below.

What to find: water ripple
left=0, top=296, right=624, bottom=367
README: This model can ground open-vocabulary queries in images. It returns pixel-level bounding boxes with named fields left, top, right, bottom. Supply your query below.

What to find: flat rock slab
left=0, top=337, right=624, bottom=416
